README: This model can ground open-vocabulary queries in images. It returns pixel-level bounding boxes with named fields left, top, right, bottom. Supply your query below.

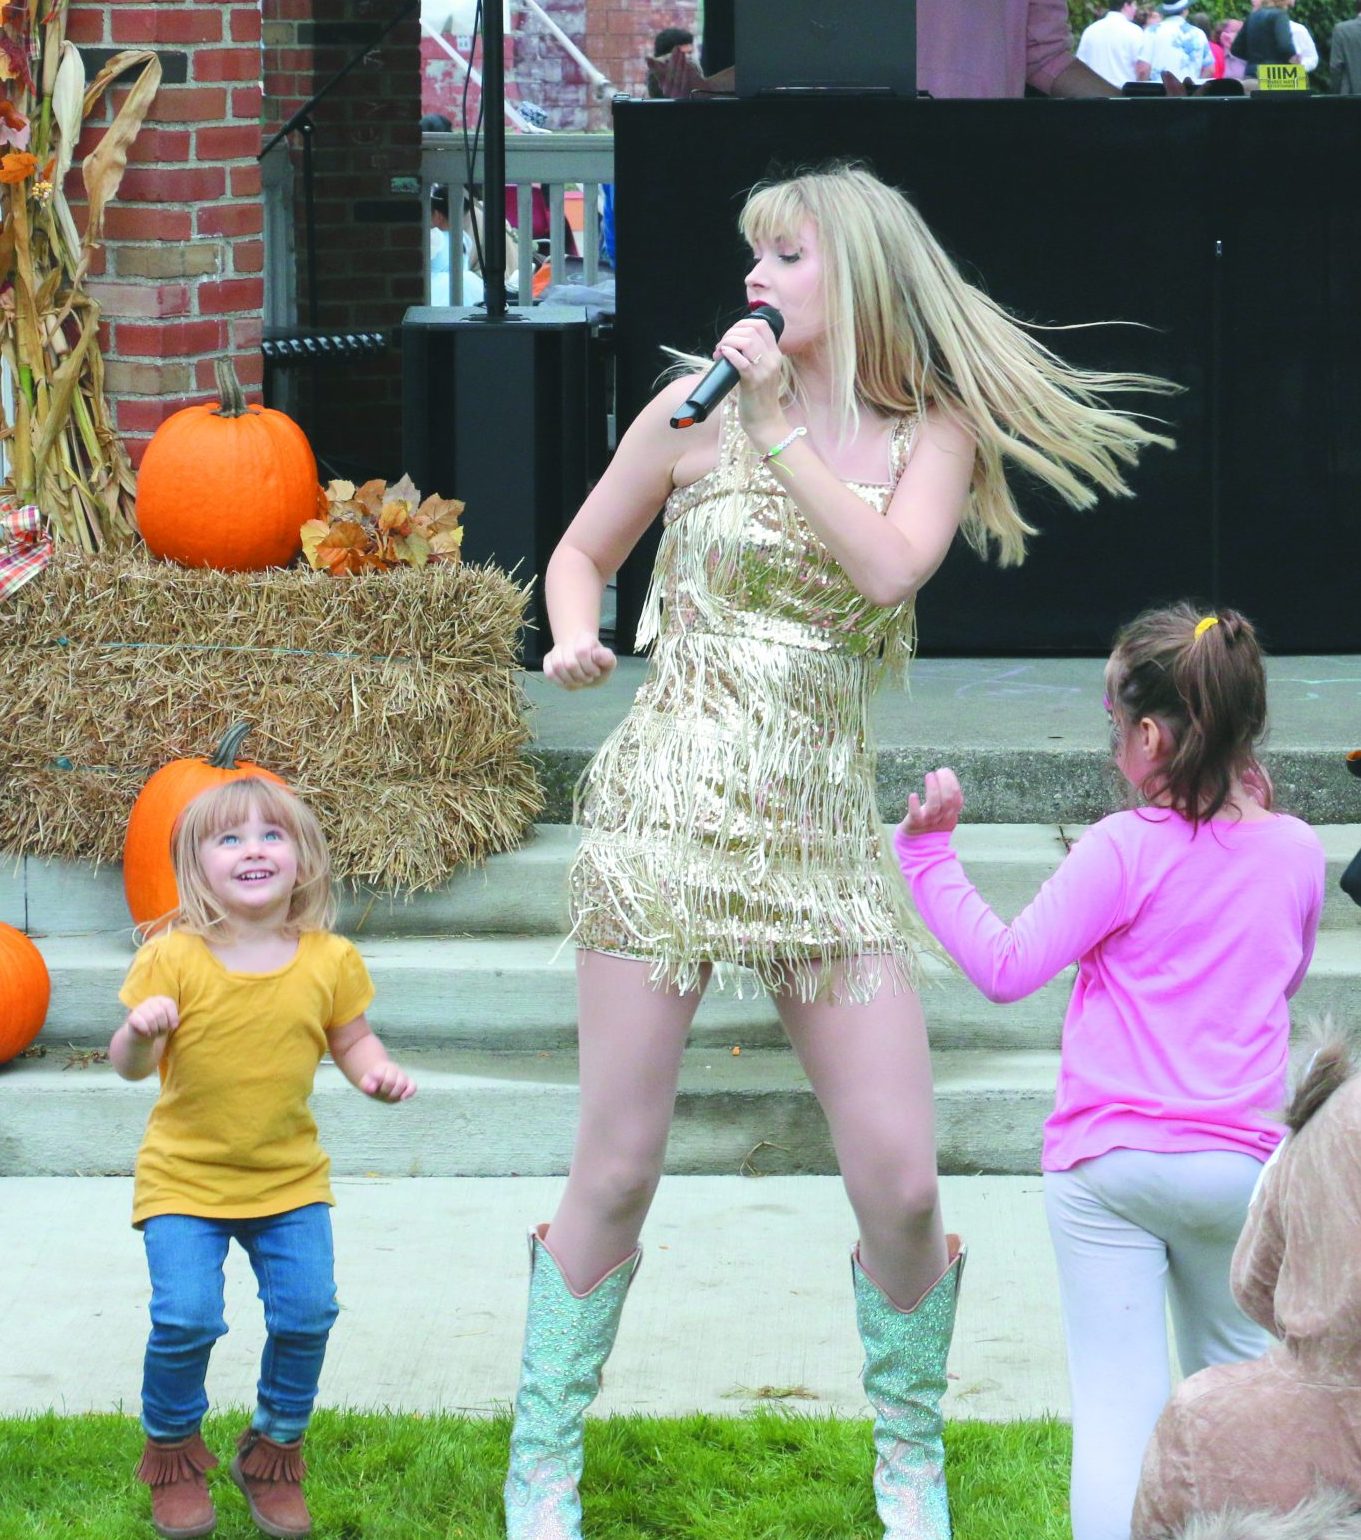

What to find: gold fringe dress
left=567, top=397, right=932, bottom=1002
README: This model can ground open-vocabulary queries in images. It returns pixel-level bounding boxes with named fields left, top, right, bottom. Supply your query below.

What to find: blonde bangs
left=149, top=776, right=336, bottom=941
left=738, top=180, right=811, bottom=252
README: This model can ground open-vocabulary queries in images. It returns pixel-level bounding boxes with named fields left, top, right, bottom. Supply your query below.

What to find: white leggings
left=1044, top=1148, right=1271, bottom=1540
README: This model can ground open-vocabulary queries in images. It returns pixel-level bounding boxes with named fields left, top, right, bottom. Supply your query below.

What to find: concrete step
left=2, top=826, right=583, bottom=940
left=9, top=822, right=1361, bottom=940
left=527, top=655, right=1361, bottom=823
left=28, top=927, right=1361, bottom=1055
left=0, top=1045, right=1059, bottom=1179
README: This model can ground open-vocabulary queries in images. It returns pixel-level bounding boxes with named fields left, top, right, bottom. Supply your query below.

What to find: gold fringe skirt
left=567, top=626, right=931, bottom=1003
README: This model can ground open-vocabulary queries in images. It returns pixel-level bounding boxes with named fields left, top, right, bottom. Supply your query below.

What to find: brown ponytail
left=1106, top=600, right=1268, bottom=830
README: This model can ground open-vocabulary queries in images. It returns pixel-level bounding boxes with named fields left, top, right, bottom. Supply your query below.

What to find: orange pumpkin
left=135, top=359, right=319, bottom=571
left=123, top=723, right=287, bottom=929
left=0, top=924, right=50, bottom=1064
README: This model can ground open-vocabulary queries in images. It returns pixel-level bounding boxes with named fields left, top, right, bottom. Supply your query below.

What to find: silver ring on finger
left=749, top=352, right=763, bottom=363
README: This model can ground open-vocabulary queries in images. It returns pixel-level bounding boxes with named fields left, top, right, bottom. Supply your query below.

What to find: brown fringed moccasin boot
left=135, top=1432, right=219, bottom=1539
left=229, top=1428, right=311, bottom=1538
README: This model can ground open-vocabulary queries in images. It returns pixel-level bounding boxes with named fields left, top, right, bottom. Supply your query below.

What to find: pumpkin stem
left=211, top=359, right=252, bottom=420
left=208, top=723, right=255, bottom=769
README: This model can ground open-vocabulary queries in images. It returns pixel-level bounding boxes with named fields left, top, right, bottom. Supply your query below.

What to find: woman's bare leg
left=775, top=970, right=947, bottom=1308
left=545, top=950, right=706, bottom=1292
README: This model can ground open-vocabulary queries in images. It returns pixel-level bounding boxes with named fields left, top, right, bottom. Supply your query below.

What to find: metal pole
left=301, top=117, right=318, bottom=328
left=482, top=1, right=507, bottom=317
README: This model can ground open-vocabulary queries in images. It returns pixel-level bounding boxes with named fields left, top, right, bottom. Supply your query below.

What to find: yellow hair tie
left=1194, top=615, right=1220, bottom=638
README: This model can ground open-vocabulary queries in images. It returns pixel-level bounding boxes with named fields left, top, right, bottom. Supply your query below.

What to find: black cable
left=461, top=0, right=486, bottom=279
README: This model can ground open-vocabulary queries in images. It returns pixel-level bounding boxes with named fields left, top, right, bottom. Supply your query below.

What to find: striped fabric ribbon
left=0, top=498, right=52, bottom=599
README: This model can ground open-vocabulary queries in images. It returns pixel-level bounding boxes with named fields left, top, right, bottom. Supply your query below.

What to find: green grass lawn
left=0, top=1411, right=1071, bottom=1538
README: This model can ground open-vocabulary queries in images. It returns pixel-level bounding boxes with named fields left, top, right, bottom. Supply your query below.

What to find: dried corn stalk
left=0, top=1, right=162, bottom=551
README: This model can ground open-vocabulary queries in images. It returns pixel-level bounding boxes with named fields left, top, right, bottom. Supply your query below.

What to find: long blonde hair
left=735, top=163, right=1177, bottom=566
left=150, top=777, right=336, bottom=940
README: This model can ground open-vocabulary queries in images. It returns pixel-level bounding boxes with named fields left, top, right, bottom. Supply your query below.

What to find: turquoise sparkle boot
left=503, top=1225, right=640, bottom=1540
left=852, top=1236, right=966, bottom=1540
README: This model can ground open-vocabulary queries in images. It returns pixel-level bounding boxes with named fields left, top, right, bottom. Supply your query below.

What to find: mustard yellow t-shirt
left=118, top=929, right=375, bottom=1227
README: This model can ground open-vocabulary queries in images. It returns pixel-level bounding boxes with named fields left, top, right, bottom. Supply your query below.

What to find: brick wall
left=584, top=0, right=699, bottom=114
left=73, top=0, right=265, bottom=464
left=421, top=26, right=525, bottom=129
left=262, top=0, right=421, bottom=481
left=503, top=1, right=588, bottom=130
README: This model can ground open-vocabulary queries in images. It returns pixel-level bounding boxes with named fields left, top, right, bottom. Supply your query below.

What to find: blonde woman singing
left=504, top=162, right=1174, bottom=1540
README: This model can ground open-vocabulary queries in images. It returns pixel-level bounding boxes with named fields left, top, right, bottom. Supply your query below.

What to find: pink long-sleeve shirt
left=917, top=0, right=1075, bottom=98
left=895, top=810, right=1325, bottom=1171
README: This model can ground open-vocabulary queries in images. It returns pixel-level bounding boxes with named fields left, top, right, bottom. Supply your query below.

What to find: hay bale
left=0, top=552, right=544, bottom=890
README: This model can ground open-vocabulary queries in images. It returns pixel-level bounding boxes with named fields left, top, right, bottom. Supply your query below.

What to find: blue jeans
left=141, top=1203, right=339, bottom=1444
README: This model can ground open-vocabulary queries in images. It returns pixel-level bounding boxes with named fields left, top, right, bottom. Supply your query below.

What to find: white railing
left=261, top=149, right=296, bottom=329
left=420, top=132, right=615, bottom=307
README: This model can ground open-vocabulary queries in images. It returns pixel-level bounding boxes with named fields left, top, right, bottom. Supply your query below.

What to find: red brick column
left=583, top=0, right=698, bottom=117
left=262, top=0, right=422, bottom=481
left=70, top=1, right=264, bottom=464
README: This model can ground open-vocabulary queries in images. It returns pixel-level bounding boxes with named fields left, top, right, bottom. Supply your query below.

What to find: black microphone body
left=669, top=304, right=784, bottom=429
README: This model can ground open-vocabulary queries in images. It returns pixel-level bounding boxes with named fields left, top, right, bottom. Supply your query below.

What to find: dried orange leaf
left=353, top=478, right=386, bottom=514
left=417, top=493, right=465, bottom=530
left=428, top=527, right=464, bottom=557
left=318, top=519, right=368, bottom=553
left=0, top=149, right=36, bottom=183
left=300, top=518, right=330, bottom=569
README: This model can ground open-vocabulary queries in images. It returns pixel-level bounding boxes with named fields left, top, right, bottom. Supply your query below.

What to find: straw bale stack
left=0, top=552, right=544, bottom=890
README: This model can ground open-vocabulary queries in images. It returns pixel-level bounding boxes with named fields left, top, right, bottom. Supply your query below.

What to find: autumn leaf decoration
left=301, top=475, right=465, bottom=577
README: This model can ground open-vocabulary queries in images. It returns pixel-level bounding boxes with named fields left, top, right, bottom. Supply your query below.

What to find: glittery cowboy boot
left=503, top=1224, right=640, bottom=1540
left=852, top=1236, right=966, bottom=1540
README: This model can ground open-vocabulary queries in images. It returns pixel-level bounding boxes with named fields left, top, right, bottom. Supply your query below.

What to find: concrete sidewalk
left=1, top=1174, right=1079, bottom=1424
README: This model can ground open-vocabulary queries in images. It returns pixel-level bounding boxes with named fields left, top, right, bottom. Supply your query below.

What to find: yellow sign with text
left=1258, top=63, right=1309, bottom=91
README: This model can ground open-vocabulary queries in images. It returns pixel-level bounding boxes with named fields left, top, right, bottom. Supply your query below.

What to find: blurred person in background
left=917, top=0, right=1121, bottom=96
left=1332, top=0, right=1361, bottom=92
left=1285, top=0, right=1320, bottom=73
left=1232, top=1, right=1300, bottom=78
left=1191, top=12, right=1226, bottom=74
left=1078, top=1, right=1145, bottom=87
left=1218, top=18, right=1248, bottom=77
left=1137, top=1, right=1215, bottom=83
left=647, top=25, right=703, bottom=98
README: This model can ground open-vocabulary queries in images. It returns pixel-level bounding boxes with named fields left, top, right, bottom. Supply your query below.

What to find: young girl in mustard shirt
left=110, top=777, right=415, bottom=1540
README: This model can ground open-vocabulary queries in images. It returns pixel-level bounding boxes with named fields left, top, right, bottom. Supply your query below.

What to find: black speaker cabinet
left=401, top=305, right=602, bottom=664
left=611, top=97, right=1361, bottom=655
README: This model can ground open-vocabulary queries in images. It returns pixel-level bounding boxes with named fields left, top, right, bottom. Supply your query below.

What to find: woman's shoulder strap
left=889, top=408, right=923, bottom=484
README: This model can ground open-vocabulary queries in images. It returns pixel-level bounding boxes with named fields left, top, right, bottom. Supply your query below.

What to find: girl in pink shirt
left=895, top=602, right=1324, bottom=1540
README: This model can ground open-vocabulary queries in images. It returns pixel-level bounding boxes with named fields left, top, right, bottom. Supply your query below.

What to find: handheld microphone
left=669, top=304, right=784, bottom=429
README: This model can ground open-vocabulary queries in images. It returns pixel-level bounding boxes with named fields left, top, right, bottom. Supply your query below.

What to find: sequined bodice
left=635, top=401, right=919, bottom=665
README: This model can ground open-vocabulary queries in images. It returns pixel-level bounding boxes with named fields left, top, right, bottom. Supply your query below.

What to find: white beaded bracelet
left=760, top=425, right=807, bottom=464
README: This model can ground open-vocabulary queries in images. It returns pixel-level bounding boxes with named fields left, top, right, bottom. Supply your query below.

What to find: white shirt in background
left=1077, top=8, right=1144, bottom=86
left=1138, top=15, right=1214, bottom=80
left=1290, top=19, right=1318, bottom=71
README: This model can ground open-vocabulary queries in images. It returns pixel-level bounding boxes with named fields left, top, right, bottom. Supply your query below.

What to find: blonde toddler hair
left=156, top=777, right=336, bottom=939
